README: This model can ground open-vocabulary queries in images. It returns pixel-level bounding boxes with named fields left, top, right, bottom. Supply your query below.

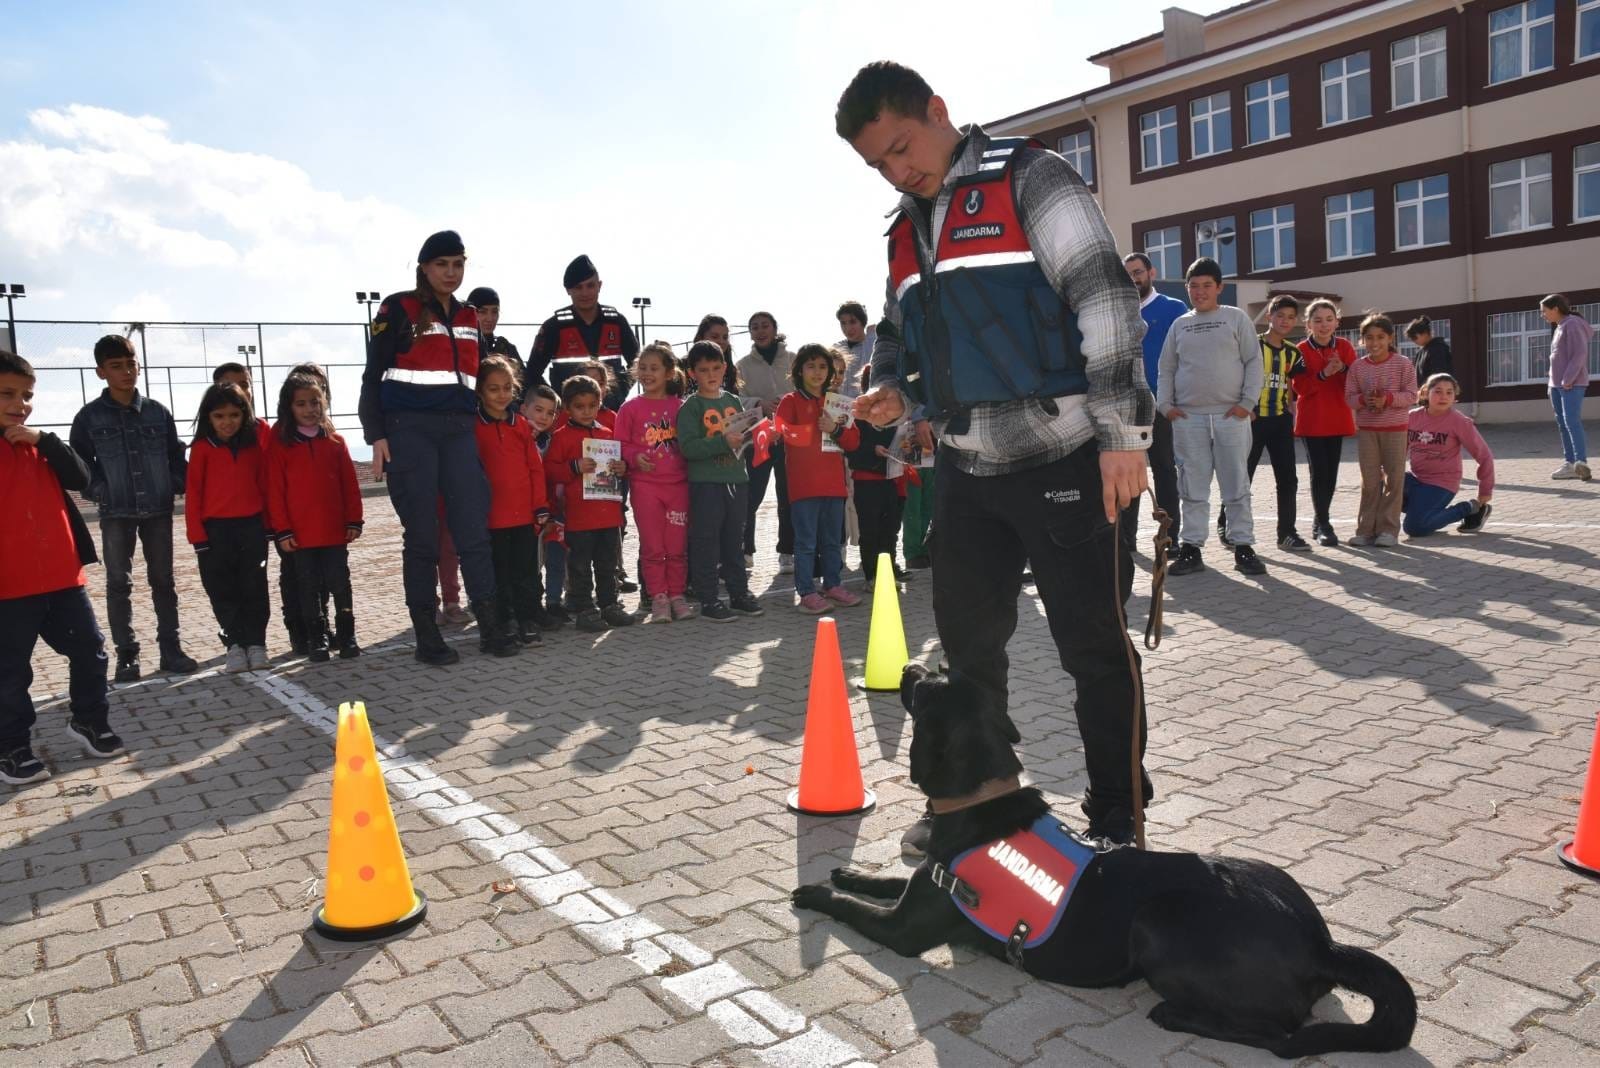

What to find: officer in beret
left=528, top=255, right=636, bottom=410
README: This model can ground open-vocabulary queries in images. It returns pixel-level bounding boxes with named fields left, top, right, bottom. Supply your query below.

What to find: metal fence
left=11, top=318, right=744, bottom=440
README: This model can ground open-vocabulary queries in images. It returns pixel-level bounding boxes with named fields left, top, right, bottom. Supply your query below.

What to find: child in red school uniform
left=776, top=343, right=863, bottom=614
left=616, top=344, right=695, bottom=623
left=475, top=356, right=550, bottom=650
left=0, top=350, right=122, bottom=784
left=265, top=373, right=363, bottom=662
left=523, top=384, right=570, bottom=627
left=186, top=382, right=271, bottom=672
left=545, top=375, right=633, bottom=633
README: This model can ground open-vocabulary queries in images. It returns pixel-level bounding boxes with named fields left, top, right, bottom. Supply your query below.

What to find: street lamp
left=356, top=290, right=382, bottom=343
left=631, top=297, right=652, bottom=345
left=3, top=283, right=26, bottom=355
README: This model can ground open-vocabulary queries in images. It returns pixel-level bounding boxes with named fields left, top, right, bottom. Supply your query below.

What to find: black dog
left=791, top=665, right=1416, bottom=1058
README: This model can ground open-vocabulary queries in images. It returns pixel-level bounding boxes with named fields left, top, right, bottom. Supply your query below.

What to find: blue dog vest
left=930, top=815, right=1098, bottom=966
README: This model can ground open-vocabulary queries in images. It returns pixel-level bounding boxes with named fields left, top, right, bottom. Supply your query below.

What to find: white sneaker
left=1552, top=462, right=1578, bottom=480
left=224, top=645, right=249, bottom=673
left=778, top=553, right=794, bottom=574
left=246, top=645, right=269, bottom=670
left=1373, top=533, right=1398, bottom=548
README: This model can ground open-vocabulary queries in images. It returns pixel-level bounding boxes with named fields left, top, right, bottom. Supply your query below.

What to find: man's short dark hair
left=1122, top=252, right=1153, bottom=271
left=0, top=349, right=34, bottom=380
left=1184, top=257, right=1224, bottom=284
left=687, top=341, right=726, bottom=369
left=836, top=301, right=869, bottom=326
left=212, top=361, right=249, bottom=384
left=1267, top=294, right=1300, bottom=315
left=93, top=334, right=136, bottom=366
left=835, top=60, right=933, bottom=141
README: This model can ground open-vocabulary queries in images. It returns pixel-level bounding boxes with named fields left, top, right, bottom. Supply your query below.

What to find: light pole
left=631, top=297, right=652, bottom=346
left=3, top=283, right=26, bottom=354
left=356, top=290, right=382, bottom=342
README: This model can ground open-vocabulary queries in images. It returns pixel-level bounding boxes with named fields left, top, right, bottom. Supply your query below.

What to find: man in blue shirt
left=1120, top=253, right=1186, bottom=557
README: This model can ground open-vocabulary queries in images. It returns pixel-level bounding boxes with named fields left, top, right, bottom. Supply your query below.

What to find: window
left=1322, top=52, right=1372, bottom=125
left=1392, top=29, right=1448, bottom=107
left=1581, top=0, right=1600, bottom=60
left=1487, top=309, right=1552, bottom=384
left=1395, top=174, right=1450, bottom=249
left=1585, top=302, right=1600, bottom=378
left=1058, top=130, right=1094, bottom=185
left=1144, top=227, right=1182, bottom=281
left=1140, top=106, right=1178, bottom=170
left=1195, top=216, right=1238, bottom=277
left=1489, top=0, right=1555, bottom=83
left=1189, top=92, right=1232, bottom=158
left=1245, top=75, right=1290, bottom=143
left=1576, top=142, right=1600, bottom=222
left=1250, top=206, right=1295, bottom=271
left=1489, top=153, right=1552, bottom=235
left=1325, top=190, right=1376, bottom=260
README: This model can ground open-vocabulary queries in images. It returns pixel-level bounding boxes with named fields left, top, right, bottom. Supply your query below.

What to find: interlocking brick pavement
left=4, top=422, right=1599, bottom=1065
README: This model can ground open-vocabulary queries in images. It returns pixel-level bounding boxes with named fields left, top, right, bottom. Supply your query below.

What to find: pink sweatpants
left=631, top=479, right=689, bottom=597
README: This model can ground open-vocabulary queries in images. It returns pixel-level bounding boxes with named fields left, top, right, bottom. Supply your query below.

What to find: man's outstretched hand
left=852, top=386, right=904, bottom=427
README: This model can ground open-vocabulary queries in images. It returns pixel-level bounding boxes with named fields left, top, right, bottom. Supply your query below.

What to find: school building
left=990, top=0, right=1600, bottom=420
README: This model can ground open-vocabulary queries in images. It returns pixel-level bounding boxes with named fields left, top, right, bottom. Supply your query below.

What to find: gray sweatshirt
left=1156, top=306, right=1263, bottom=415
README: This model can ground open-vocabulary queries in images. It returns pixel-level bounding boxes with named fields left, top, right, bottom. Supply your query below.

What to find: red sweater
left=1291, top=337, right=1359, bottom=438
left=0, top=437, right=83, bottom=599
left=776, top=390, right=859, bottom=501
left=265, top=429, right=363, bottom=548
left=475, top=410, right=550, bottom=530
left=185, top=434, right=267, bottom=545
left=544, top=421, right=623, bottom=531
left=552, top=407, right=615, bottom=433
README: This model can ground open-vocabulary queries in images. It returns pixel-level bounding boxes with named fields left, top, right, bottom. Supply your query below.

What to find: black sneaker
left=1086, top=807, right=1136, bottom=847
left=1314, top=523, right=1339, bottom=547
left=546, top=605, right=574, bottom=626
left=68, top=721, right=125, bottom=758
left=576, top=610, right=609, bottom=633
left=904, top=554, right=932, bottom=570
left=617, top=578, right=639, bottom=594
left=700, top=600, right=736, bottom=623
left=600, top=605, right=635, bottom=628
left=1233, top=544, right=1267, bottom=575
left=114, top=647, right=140, bottom=684
left=1168, top=544, right=1205, bottom=576
left=515, top=622, right=542, bottom=646
left=728, top=593, right=765, bottom=616
left=1457, top=502, right=1492, bottom=533
left=533, top=607, right=564, bottom=631
left=158, top=645, right=198, bottom=674
left=1278, top=532, right=1311, bottom=552
left=900, top=806, right=935, bottom=858
left=0, top=746, right=49, bottom=784
left=892, top=566, right=912, bottom=582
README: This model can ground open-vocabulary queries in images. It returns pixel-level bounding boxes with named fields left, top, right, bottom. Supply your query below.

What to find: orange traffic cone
left=313, top=702, right=429, bottom=940
left=1557, top=714, right=1600, bottom=879
left=787, top=617, right=876, bottom=816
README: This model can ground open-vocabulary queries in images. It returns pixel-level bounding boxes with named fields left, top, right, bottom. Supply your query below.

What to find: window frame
left=1488, top=153, right=1553, bottom=236
left=1321, top=51, right=1372, bottom=127
left=1580, top=0, right=1600, bottom=61
left=1189, top=91, right=1232, bottom=159
left=1575, top=142, right=1600, bottom=223
left=1325, top=189, right=1377, bottom=262
left=1394, top=174, right=1451, bottom=250
left=1143, top=226, right=1182, bottom=282
left=1486, top=308, right=1553, bottom=385
left=1249, top=205, right=1296, bottom=273
left=1058, top=129, right=1095, bottom=186
left=1194, top=216, right=1239, bottom=278
left=1488, top=0, right=1556, bottom=85
left=1391, top=29, right=1448, bottom=109
left=1244, top=74, right=1291, bottom=145
left=1139, top=106, right=1179, bottom=171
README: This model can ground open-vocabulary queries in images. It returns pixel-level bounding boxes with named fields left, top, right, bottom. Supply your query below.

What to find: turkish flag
left=749, top=418, right=777, bottom=467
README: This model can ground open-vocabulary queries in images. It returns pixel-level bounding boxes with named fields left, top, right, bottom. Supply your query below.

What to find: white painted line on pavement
left=249, top=671, right=873, bottom=1068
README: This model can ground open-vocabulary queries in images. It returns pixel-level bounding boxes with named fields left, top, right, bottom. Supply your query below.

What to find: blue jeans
left=791, top=496, right=845, bottom=596
left=1551, top=385, right=1589, bottom=463
left=1401, top=474, right=1474, bottom=536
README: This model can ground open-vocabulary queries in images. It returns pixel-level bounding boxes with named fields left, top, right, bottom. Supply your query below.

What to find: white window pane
left=1396, top=179, right=1419, bottom=202
left=1394, top=36, right=1416, bottom=60
left=1253, top=229, right=1274, bottom=269
left=1350, top=52, right=1370, bottom=73
left=1528, top=153, right=1551, bottom=177
left=1490, top=6, right=1520, bottom=32
left=1354, top=213, right=1375, bottom=256
left=1279, top=225, right=1295, bottom=266
left=1490, top=184, right=1521, bottom=233
left=1490, top=159, right=1519, bottom=184
left=1213, top=114, right=1231, bottom=152
left=1423, top=198, right=1449, bottom=244
left=1274, top=97, right=1290, bottom=136
left=1579, top=170, right=1600, bottom=220
left=1421, top=52, right=1446, bottom=99
left=1530, top=22, right=1554, bottom=70
left=1353, top=189, right=1374, bottom=210
left=1397, top=204, right=1419, bottom=247
left=1530, top=177, right=1552, bottom=226
left=1422, top=173, right=1449, bottom=197
left=1349, top=72, right=1371, bottom=118
left=1531, top=0, right=1553, bottom=18
left=1581, top=6, right=1600, bottom=57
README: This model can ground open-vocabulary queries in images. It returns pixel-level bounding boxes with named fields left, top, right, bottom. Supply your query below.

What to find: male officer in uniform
left=838, top=61, right=1154, bottom=851
left=529, top=255, right=636, bottom=409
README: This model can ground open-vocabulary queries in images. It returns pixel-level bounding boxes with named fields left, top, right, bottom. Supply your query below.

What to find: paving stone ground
left=5, top=422, right=1599, bottom=1067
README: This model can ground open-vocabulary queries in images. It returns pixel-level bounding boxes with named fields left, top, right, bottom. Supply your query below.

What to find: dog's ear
left=901, top=662, right=932, bottom=717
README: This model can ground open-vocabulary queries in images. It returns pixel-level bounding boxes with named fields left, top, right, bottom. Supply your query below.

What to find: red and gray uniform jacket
left=530, top=304, right=637, bottom=407
left=358, top=291, right=481, bottom=444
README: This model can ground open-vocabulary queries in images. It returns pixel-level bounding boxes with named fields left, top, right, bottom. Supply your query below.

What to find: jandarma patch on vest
left=950, top=223, right=1004, bottom=241
left=371, top=320, right=388, bottom=334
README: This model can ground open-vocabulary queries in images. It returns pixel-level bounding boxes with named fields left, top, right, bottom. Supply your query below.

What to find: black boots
left=471, top=597, right=520, bottom=658
left=114, top=644, right=140, bottom=683
left=409, top=607, right=460, bottom=666
left=334, top=610, right=361, bottom=659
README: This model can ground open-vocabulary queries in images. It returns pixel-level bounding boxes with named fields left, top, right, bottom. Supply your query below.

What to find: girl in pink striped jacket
left=1344, top=312, right=1418, bottom=546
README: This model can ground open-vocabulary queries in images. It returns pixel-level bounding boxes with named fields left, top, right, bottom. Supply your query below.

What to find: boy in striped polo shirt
left=1220, top=295, right=1309, bottom=551
left=1344, top=312, right=1418, bottom=546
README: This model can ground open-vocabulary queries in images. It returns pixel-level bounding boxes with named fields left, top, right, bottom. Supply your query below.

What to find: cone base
left=854, top=676, right=901, bottom=693
left=1557, top=840, right=1600, bottom=879
left=312, top=891, right=429, bottom=942
left=787, top=787, right=876, bottom=817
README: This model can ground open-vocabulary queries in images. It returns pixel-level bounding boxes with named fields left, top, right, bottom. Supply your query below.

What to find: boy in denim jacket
left=69, top=335, right=196, bottom=681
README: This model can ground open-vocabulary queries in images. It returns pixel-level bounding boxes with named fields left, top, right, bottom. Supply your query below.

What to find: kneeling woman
left=358, top=230, right=516, bottom=663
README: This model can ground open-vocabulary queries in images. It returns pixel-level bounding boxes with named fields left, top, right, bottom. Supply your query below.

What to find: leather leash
left=1111, top=491, right=1172, bottom=851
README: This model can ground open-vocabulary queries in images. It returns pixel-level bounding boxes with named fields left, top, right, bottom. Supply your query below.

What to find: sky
left=1, top=0, right=1238, bottom=429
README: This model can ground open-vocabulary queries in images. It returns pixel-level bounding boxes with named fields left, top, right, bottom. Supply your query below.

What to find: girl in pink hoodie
left=1403, top=374, right=1495, bottom=536
left=617, top=344, right=695, bottom=622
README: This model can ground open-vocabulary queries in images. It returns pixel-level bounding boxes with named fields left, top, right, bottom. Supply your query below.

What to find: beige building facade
left=991, top=0, right=1600, bottom=420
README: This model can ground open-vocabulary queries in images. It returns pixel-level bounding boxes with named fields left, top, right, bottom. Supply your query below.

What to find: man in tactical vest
left=838, top=61, right=1155, bottom=852
left=529, top=255, right=636, bottom=409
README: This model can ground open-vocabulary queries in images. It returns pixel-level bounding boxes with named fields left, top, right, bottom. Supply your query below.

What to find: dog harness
left=929, top=815, right=1099, bottom=967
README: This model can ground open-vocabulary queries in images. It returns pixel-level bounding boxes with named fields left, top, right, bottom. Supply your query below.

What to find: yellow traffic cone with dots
left=312, top=702, right=428, bottom=941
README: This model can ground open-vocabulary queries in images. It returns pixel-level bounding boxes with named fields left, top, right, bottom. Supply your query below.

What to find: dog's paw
left=830, top=866, right=871, bottom=890
left=900, top=662, right=933, bottom=711
left=790, top=884, right=832, bottom=911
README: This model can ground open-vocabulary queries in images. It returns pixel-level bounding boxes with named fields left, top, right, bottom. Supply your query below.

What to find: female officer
left=357, top=230, right=517, bottom=663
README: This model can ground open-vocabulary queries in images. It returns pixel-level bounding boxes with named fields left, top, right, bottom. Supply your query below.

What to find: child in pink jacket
left=1403, top=374, right=1495, bottom=537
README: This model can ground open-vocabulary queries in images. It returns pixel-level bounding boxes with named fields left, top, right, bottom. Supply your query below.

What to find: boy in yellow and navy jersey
left=1220, top=294, right=1308, bottom=550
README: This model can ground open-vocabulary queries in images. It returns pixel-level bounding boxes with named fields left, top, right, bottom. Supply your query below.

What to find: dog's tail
left=1272, top=942, right=1417, bottom=1058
